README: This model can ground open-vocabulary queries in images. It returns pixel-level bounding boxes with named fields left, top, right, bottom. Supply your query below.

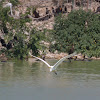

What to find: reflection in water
left=0, top=60, right=100, bottom=100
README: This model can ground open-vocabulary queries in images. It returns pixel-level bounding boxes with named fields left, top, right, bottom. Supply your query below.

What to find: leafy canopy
left=51, top=10, right=100, bottom=57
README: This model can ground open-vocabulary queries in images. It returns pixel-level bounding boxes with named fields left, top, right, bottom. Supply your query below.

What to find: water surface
left=0, top=59, right=100, bottom=100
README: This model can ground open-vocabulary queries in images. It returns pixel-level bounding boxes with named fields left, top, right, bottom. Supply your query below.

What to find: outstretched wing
left=29, top=52, right=51, bottom=68
left=52, top=52, right=76, bottom=71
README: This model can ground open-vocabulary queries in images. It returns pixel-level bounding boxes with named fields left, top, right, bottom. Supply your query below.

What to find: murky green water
left=0, top=59, right=100, bottom=100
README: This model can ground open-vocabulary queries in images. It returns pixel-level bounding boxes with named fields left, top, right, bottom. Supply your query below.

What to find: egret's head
left=50, top=68, right=53, bottom=72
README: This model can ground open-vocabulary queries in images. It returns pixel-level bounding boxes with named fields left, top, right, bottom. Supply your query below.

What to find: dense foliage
left=50, top=10, right=100, bottom=57
left=0, top=2, right=44, bottom=59
left=28, top=28, right=45, bottom=56
left=9, top=0, right=19, bottom=6
left=5, top=34, right=29, bottom=60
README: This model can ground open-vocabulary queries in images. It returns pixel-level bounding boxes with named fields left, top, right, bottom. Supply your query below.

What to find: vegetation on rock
left=50, top=10, right=100, bottom=57
left=0, top=2, right=45, bottom=59
left=0, top=0, right=100, bottom=59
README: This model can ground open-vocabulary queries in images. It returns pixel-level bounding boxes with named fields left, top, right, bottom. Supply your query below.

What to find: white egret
left=3, top=3, right=13, bottom=16
left=29, top=52, right=76, bottom=74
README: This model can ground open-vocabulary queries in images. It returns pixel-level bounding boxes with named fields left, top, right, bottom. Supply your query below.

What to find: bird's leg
left=54, top=70, right=57, bottom=75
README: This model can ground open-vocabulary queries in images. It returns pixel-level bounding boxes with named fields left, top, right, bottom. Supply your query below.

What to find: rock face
left=16, top=0, right=100, bottom=30
left=46, top=52, right=68, bottom=59
left=31, top=17, right=54, bottom=30
left=91, top=2, right=100, bottom=12
left=2, top=0, right=99, bottom=31
left=18, top=0, right=53, bottom=9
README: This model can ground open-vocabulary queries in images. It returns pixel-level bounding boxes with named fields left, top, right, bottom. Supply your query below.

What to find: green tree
left=0, top=2, right=44, bottom=59
left=50, top=10, right=100, bottom=57
left=28, top=28, right=45, bottom=56
left=10, top=0, right=19, bottom=6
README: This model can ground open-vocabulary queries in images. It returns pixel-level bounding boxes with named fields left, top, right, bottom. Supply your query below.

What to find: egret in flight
left=29, top=52, right=76, bottom=74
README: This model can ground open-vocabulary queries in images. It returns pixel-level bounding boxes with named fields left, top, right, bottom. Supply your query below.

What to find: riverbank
left=46, top=53, right=100, bottom=60
left=0, top=52, right=100, bottom=62
left=0, top=1, right=100, bottom=61
left=28, top=52, right=100, bottom=60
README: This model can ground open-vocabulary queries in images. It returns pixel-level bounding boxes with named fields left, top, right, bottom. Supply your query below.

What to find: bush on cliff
left=50, top=10, right=100, bottom=57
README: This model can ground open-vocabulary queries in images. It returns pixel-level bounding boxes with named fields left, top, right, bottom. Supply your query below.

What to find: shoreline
left=29, top=53, right=100, bottom=60
left=0, top=52, right=100, bottom=62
